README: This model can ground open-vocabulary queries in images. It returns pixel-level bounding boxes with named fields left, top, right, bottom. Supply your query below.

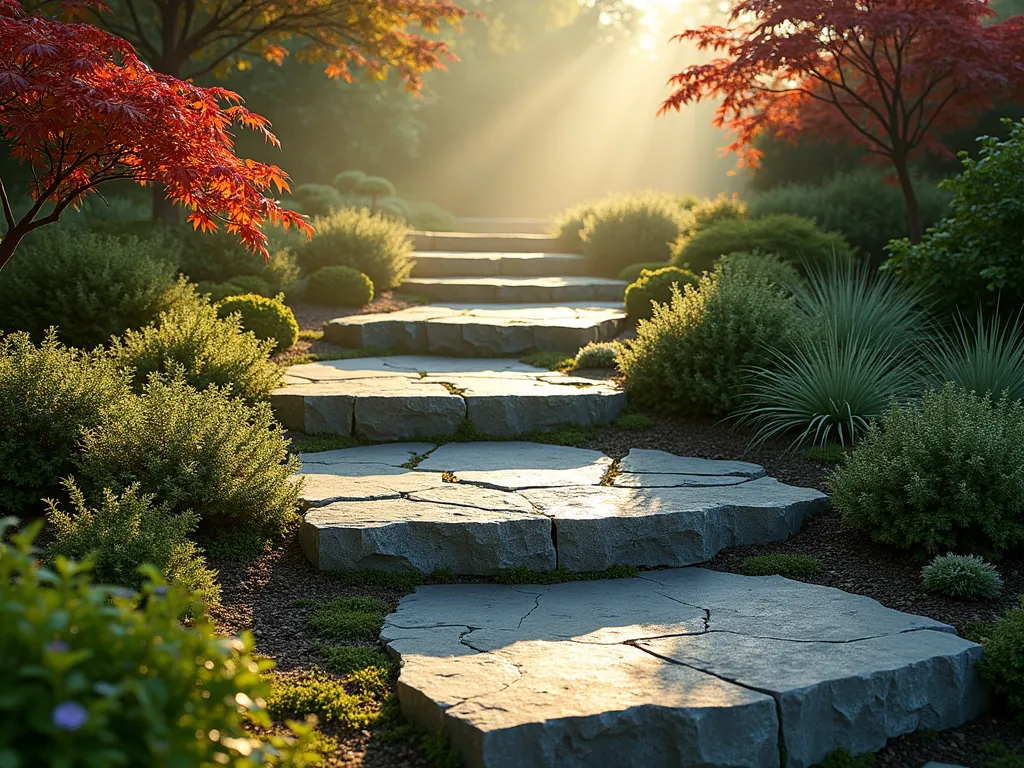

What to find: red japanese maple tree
left=661, top=0, right=1024, bottom=242
left=0, top=0, right=311, bottom=271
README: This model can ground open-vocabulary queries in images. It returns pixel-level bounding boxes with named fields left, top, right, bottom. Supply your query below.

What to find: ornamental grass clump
left=924, top=310, right=1024, bottom=403
left=921, top=554, right=1003, bottom=600
left=619, top=261, right=798, bottom=415
left=829, top=384, right=1024, bottom=559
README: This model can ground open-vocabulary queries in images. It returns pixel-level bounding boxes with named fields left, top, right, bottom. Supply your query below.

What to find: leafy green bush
left=0, top=520, right=317, bottom=767
left=216, top=293, right=299, bottom=353
left=306, top=265, right=375, bottom=307
left=687, top=194, right=748, bottom=233
left=178, top=227, right=299, bottom=292
left=750, top=168, right=952, bottom=263
left=355, top=176, right=397, bottom=207
left=580, top=194, right=690, bottom=276
left=0, top=228, right=191, bottom=349
left=617, top=261, right=669, bottom=283
left=574, top=341, right=620, bottom=369
left=925, top=311, right=1024, bottom=403
left=111, top=294, right=282, bottom=403
left=296, top=207, right=413, bottom=290
left=293, top=183, right=346, bottom=217
left=0, top=333, right=129, bottom=516
left=619, top=261, right=799, bottom=415
left=921, top=553, right=1003, bottom=600
left=46, top=480, right=219, bottom=602
left=624, top=266, right=699, bottom=319
left=829, top=384, right=1024, bottom=559
left=75, top=375, right=300, bottom=538
left=885, top=120, right=1024, bottom=314
left=977, top=596, right=1024, bottom=716
left=740, top=553, right=823, bottom=579
left=672, top=214, right=855, bottom=275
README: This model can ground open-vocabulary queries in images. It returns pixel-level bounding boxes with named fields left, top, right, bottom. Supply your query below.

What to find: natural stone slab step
left=411, top=231, right=563, bottom=253
left=323, top=303, right=626, bottom=357
left=296, top=443, right=828, bottom=574
left=411, top=251, right=591, bottom=278
left=401, top=276, right=626, bottom=304
left=381, top=569, right=985, bottom=768
left=272, top=357, right=626, bottom=440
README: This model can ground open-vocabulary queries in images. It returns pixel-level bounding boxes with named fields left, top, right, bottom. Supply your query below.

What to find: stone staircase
left=271, top=232, right=629, bottom=441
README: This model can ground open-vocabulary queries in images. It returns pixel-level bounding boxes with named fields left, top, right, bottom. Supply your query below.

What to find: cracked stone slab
left=297, top=463, right=446, bottom=507
left=301, top=499, right=555, bottom=574
left=411, top=251, right=592, bottom=278
left=521, top=479, right=828, bottom=571
left=401, top=276, right=627, bottom=304
left=381, top=569, right=985, bottom=768
left=415, top=442, right=612, bottom=490
left=406, top=485, right=536, bottom=515
left=619, top=449, right=766, bottom=478
left=613, top=472, right=754, bottom=488
left=298, top=442, right=436, bottom=467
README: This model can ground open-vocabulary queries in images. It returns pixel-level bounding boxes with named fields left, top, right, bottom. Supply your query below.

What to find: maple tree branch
left=0, top=176, right=16, bottom=232
left=911, top=87, right=963, bottom=150
left=122, top=0, right=159, bottom=62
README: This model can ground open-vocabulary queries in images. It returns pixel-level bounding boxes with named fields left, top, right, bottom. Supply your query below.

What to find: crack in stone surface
left=516, top=593, right=543, bottom=629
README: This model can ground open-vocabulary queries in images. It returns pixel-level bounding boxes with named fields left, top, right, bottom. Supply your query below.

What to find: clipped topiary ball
left=617, top=261, right=670, bottom=283
left=921, top=553, right=1003, bottom=600
left=574, top=342, right=620, bottom=369
left=332, top=169, right=368, bottom=194
left=624, top=266, right=699, bottom=319
left=215, top=293, right=298, bottom=353
left=306, top=266, right=374, bottom=307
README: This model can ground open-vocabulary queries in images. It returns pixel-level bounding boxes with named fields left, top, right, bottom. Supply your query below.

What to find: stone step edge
left=412, top=231, right=563, bottom=253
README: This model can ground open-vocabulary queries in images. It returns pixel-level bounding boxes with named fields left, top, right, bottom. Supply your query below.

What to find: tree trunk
left=0, top=226, right=26, bottom=273
left=893, top=151, right=924, bottom=244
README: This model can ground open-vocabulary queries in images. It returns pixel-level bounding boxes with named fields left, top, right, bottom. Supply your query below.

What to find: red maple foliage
left=662, top=0, right=1024, bottom=241
left=0, top=0, right=311, bottom=271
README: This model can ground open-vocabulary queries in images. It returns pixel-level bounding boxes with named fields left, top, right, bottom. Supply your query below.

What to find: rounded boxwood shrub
left=306, top=266, right=375, bottom=307
left=216, top=293, right=299, bottom=353
left=672, top=214, right=855, bottom=275
left=617, top=261, right=669, bottom=283
left=686, top=194, right=748, bottom=233
left=333, top=169, right=367, bottom=193
left=47, top=480, right=219, bottom=603
left=292, top=183, right=346, bottom=217
left=574, top=342, right=620, bottom=369
left=296, top=207, right=413, bottom=291
left=75, top=375, right=300, bottom=538
left=921, top=553, right=1003, bottom=600
left=0, top=228, right=191, bottom=349
left=111, top=293, right=282, bottom=403
left=0, top=332, right=129, bottom=516
left=619, top=261, right=799, bottom=415
left=624, top=266, right=699, bottom=319
left=829, top=384, right=1024, bottom=559
left=0, top=521, right=317, bottom=766
left=581, top=194, right=690, bottom=276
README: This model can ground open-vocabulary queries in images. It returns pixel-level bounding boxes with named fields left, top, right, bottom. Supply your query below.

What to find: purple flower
left=153, top=586, right=168, bottom=597
left=46, top=640, right=69, bottom=654
left=52, top=701, right=88, bottom=732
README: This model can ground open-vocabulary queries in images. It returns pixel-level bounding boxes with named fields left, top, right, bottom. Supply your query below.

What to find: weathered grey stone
left=613, top=472, right=753, bottom=488
left=270, top=384, right=354, bottom=435
left=619, top=448, right=766, bottom=478
left=463, top=381, right=626, bottom=438
left=382, top=570, right=984, bottom=768
left=411, top=251, right=590, bottom=279
left=401, top=276, right=626, bottom=305
left=353, top=386, right=466, bottom=441
left=406, top=484, right=536, bottom=514
left=298, top=442, right=436, bottom=467
left=417, top=442, right=612, bottom=490
left=297, top=463, right=445, bottom=508
left=521, top=478, right=828, bottom=570
left=301, top=499, right=555, bottom=574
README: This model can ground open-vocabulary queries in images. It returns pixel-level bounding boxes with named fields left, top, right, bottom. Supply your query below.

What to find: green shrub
left=687, top=194, right=748, bottom=233
left=197, top=275, right=275, bottom=303
left=716, top=251, right=803, bottom=291
left=307, top=596, right=392, bottom=642
left=672, top=214, right=855, bottom=275
left=0, top=333, right=129, bottom=516
left=617, top=261, right=669, bottom=283
left=75, top=375, right=300, bottom=538
left=619, top=263, right=798, bottom=415
left=355, top=176, right=398, bottom=209
left=111, top=294, right=282, bottom=403
left=332, top=170, right=367, bottom=193
left=921, top=553, right=1003, bottom=600
left=178, top=227, right=299, bottom=292
left=46, top=480, right=219, bottom=602
left=624, top=266, right=699, bottom=319
left=829, top=384, right=1024, bottom=559
left=306, top=265, right=375, bottom=307
left=296, top=207, right=413, bottom=290
left=924, top=311, right=1024, bottom=403
left=885, top=119, right=1024, bottom=314
left=551, top=199, right=602, bottom=253
left=216, top=293, right=299, bottom=353
left=977, top=596, right=1024, bottom=716
left=293, top=183, right=346, bottom=217
left=750, top=168, right=952, bottom=263
left=581, top=194, right=690, bottom=276
left=0, top=228, right=191, bottom=349
left=0, top=520, right=317, bottom=767
left=574, top=341, right=620, bottom=369
left=740, top=553, right=823, bottom=579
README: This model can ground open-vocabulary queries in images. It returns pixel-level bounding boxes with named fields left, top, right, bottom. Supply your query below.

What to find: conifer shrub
left=921, top=554, right=1003, bottom=600
left=74, top=375, right=300, bottom=539
left=829, top=384, right=1024, bottom=559
left=296, top=207, right=413, bottom=290
left=306, top=266, right=375, bottom=307
left=216, top=293, right=299, bottom=353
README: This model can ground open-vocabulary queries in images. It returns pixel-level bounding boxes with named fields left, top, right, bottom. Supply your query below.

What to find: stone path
left=382, top=569, right=986, bottom=768
left=296, top=443, right=828, bottom=573
left=272, top=357, right=626, bottom=440
left=411, top=251, right=590, bottom=278
left=400, top=276, right=627, bottom=304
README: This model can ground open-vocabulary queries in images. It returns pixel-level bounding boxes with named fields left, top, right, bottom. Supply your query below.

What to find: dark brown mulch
left=288, top=293, right=417, bottom=333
